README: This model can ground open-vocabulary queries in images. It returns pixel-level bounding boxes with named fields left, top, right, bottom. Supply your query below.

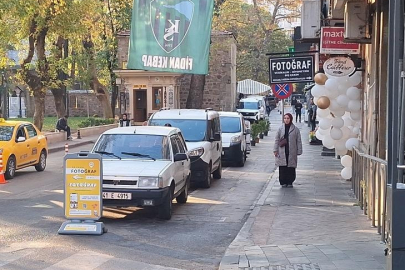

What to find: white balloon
left=325, top=78, right=339, bottom=91
left=314, top=97, right=319, bottom=104
left=345, top=137, right=360, bottom=150
left=341, top=167, right=352, bottom=179
left=350, top=111, right=361, bottom=121
left=312, top=85, right=327, bottom=98
left=319, top=127, right=330, bottom=135
left=348, top=72, right=362, bottom=87
left=336, top=148, right=348, bottom=156
left=341, top=155, right=353, bottom=167
left=326, top=88, right=340, bottom=99
left=332, top=109, right=345, bottom=117
left=330, top=127, right=343, bottom=140
left=341, top=126, right=351, bottom=139
left=317, top=108, right=330, bottom=118
left=336, top=95, right=350, bottom=108
left=347, top=100, right=361, bottom=111
left=319, top=118, right=332, bottom=130
left=353, top=126, right=360, bottom=134
left=331, top=117, right=344, bottom=128
left=315, top=130, right=325, bottom=140
left=323, top=135, right=335, bottom=149
left=329, top=99, right=343, bottom=112
left=335, top=139, right=347, bottom=151
left=347, top=87, right=361, bottom=100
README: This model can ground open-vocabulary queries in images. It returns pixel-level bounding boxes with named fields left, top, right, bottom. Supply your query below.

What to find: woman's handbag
left=279, top=136, right=287, bottom=147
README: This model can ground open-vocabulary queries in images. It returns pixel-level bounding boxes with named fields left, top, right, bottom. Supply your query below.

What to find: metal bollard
left=77, top=129, right=81, bottom=139
left=65, top=143, right=69, bottom=155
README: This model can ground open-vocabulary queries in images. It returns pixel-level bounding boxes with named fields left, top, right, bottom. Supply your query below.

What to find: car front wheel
left=213, top=161, right=222, bottom=179
left=35, top=150, right=47, bottom=172
left=201, top=164, right=212, bottom=188
left=5, top=156, right=16, bottom=180
left=176, top=176, right=189, bottom=204
left=158, top=187, right=173, bottom=220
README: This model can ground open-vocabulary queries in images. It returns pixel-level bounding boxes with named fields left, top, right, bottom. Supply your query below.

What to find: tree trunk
left=33, top=91, right=46, bottom=131
left=186, top=74, right=206, bottom=109
left=83, top=36, right=113, bottom=118
left=51, top=36, right=67, bottom=118
left=51, top=89, right=66, bottom=118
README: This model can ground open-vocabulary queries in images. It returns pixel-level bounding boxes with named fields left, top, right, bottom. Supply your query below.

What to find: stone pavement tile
left=303, top=252, right=330, bottom=263
left=220, top=255, right=239, bottom=265
left=239, top=254, right=249, bottom=268
left=287, top=256, right=311, bottom=264
left=331, top=259, right=361, bottom=269
left=317, top=262, right=338, bottom=270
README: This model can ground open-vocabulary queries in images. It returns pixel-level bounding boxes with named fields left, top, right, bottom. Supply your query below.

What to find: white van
left=219, top=112, right=248, bottom=167
left=148, top=109, right=222, bottom=188
left=237, top=96, right=265, bottom=122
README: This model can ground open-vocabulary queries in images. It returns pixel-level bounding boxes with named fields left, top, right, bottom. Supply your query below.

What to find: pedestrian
left=294, top=100, right=303, bottom=123
left=308, top=99, right=317, bottom=131
left=265, top=99, right=271, bottom=116
left=118, top=113, right=131, bottom=127
left=56, top=115, right=72, bottom=140
left=273, top=113, right=302, bottom=187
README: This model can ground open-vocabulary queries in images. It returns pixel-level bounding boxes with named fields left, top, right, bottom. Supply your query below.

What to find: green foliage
left=251, top=123, right=261, bottom=139
left=78, top=117, right=114, bottom=128
left=257, top=120, right=267, bottom=133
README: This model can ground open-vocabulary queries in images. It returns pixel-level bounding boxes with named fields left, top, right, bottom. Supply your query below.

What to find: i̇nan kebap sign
left=127, top=0, right=214, bottom=75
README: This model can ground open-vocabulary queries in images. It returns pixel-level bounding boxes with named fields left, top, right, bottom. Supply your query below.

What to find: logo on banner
left=150, top=0, right=194, bottom=53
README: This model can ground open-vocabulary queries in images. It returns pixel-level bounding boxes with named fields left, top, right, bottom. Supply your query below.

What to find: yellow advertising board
left=64, top=158, right=102, bottom=220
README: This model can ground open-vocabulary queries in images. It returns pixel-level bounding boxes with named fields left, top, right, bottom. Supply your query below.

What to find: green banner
left=127, top=0, right=214, bottom=75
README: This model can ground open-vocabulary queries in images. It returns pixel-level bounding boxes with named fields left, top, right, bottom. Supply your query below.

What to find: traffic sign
left=272, top=84, right=293, bottom=100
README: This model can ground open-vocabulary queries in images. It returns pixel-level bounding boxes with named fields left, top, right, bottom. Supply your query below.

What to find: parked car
left=91, top=126, right=191, bottom=220
left=0, top=119, right=48, bottom=179
left=148, top=109, right=222, bottom=188
left=237, top=96, right=266, bottom=122
left=219, top=112, right=248, bottom=167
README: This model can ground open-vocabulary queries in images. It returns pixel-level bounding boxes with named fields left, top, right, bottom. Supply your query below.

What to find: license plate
left=102, top=192, right=132, bottom=200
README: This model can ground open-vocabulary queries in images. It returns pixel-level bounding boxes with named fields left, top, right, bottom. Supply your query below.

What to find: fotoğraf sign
left=269, top=56, right=315, bottom=84
left=323, top=57, right=356, bottom=77
left=320, top=27, right=360, bottom=54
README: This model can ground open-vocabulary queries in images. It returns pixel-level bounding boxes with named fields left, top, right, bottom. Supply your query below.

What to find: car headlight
left=231, top=135, right=241, bottom=144
left=188, top=147, right=204, bottom=157
left=138, top=177, right=161, bottom=188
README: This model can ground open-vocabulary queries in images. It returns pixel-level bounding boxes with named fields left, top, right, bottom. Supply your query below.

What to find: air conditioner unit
left=301, top=0, right=321, bottom=39
left=330, top=0, right=344, bottom=19
left=344, top=1, right=368, bottom=40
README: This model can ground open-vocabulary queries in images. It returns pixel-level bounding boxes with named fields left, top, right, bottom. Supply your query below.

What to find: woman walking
left=273, top=113, right=302, bottom=187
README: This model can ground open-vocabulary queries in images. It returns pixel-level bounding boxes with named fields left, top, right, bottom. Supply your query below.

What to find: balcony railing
left=352, top=147, right=387, bottom=242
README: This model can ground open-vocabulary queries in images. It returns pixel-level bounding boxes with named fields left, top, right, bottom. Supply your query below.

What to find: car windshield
left=0, top=126, right=14, bottom=141
left=92, top=134, right=170, bottom=160
left=239, top=102, right=259, bottom=110
left=149, top=119, right=206, bottom=142
left=220, top=117, right=241, bottom=133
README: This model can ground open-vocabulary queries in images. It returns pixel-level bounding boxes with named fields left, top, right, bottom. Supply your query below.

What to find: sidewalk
left=48, top=134, right=99, bottom=153
left=219, top=111, right=386, bottom=270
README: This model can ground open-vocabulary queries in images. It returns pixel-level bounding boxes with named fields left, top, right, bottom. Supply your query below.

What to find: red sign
left=272, top=84, right=293, bottom=100
left=320, top=27, right=360, bottom=55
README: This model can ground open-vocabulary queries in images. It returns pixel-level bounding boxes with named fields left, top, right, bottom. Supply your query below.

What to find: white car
left=219, top=112, right=248, bottom=166
left=91, top=126, right=191, bottom=220
left=237, top=97, right=265, bottom=122
left=148, top=109, right=222, bottom=188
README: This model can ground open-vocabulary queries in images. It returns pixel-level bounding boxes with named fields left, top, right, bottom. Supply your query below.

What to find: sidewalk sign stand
left=58, top=152, right=106, bottom=235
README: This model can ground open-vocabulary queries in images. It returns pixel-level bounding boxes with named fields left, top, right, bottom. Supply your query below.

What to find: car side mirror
left=174, top=153, right=188, bottom=162
left=17, top=137, right=26, bottom=142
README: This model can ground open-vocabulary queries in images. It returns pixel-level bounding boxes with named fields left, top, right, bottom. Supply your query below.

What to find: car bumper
left=222, top=143, right=243, bottom=162
left=190, top=157, right=209, bottom=183
left=102, top=187, right=170, bottom=207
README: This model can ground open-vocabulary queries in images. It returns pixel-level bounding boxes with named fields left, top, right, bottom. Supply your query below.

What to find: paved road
left=0, top=130, right=275, bottom=269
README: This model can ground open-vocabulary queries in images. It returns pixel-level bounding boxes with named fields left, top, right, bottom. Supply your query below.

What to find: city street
left=0, top=124, right=275, bottom=270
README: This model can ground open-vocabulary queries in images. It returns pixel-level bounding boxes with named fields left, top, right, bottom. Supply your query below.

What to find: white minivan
left=148, top=109, right=222, bottom=188
left=219, top=112, right=248, bottom=167
left=237, top=96, right=266, bottom=122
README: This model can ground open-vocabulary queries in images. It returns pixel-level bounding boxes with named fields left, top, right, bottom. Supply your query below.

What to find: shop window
left=152, top=87, right=163, bottom=110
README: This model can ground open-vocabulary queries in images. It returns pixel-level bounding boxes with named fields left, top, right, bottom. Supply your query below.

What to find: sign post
left=269, top=56, right=315, bottom=84
left=58, top=152, right=106, bottom=235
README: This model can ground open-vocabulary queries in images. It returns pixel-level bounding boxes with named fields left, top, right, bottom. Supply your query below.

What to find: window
left=152, top=87, right=163, bottom=110
left=149, top=119, right=207, bottom=142
left=0, top=126, right=13, bottom=141
left=170, top=136, right=179, bottom=155
left=25, top=124, right=37, bottom=138
left=175, top=136, right=186, bottom=153
left=220, top=117, right=241, bottom=133
left=16, top=126, right=26, bottom=140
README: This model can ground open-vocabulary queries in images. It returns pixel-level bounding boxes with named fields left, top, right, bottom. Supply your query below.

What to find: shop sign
left=269, top=56, right=315, bottom=84
left=323, top=57, right=356, bottom=77
left=320, top=27, right=360, bottom=54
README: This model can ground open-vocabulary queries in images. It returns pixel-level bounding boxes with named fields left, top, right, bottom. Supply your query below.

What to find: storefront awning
left=237, top=79, right=271, bottom=95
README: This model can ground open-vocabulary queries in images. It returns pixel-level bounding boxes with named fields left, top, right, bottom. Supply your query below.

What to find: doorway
left=133, top=89, right=147, bottom=122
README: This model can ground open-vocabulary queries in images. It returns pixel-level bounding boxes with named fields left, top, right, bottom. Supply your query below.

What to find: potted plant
left=251, top=123, right=260, bottom=145
left=264, top=121, right=270, bottom=136
left=258, top=120, right=266, bottom=139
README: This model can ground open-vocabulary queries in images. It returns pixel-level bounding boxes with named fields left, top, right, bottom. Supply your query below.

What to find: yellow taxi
left=0, top=118, right=48, bottom=179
